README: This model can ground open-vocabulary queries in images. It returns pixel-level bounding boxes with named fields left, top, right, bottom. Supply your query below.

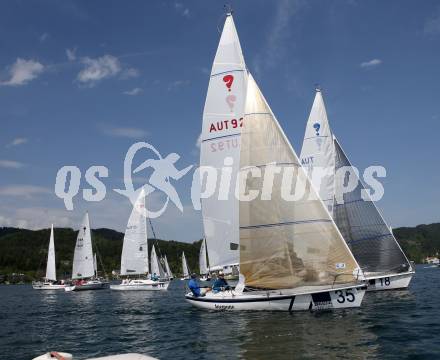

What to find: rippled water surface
left=1, top=265, right=439, bottom=360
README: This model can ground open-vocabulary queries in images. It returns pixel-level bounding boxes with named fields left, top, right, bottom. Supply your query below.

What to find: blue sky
left=0, top=0, right=439, bottom=242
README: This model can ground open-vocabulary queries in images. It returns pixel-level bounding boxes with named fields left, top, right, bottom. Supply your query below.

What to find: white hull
left=32, top=283, right=66, bottom=290
left=110, top=279, right=170, bottom=291
left=186, top=285, right=366, bottom=311
left=65, top=280, right=109, bottom=292
left=366, top=271, right=414, bottom=291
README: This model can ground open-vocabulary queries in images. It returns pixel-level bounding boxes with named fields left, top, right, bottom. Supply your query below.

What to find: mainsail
left=72, top=213, right=95, bottom=279
left=182, top=252, right=190, bottom=278
left=299, top=89, right=336, bottom=216
left=199, top=238, right=208, bottom=275
left=150, top=245, right=164, bottom=278
left=200, top=13, right=248, bottom=271
left=120, top=189, right=149, bottom=276
left=164, top=255, right=173, bottom=278
left=333, top=138, right=411, bottom=275
left=45, top=224, right=56, bottom=281
left=239, top=75, right=361, bottom=290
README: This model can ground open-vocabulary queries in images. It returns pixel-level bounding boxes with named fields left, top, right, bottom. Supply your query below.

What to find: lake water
left=0, top=265, right=439, bottom=360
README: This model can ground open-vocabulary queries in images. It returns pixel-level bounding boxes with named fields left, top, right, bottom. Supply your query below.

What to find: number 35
left=335, top=290, right=355, bottom=303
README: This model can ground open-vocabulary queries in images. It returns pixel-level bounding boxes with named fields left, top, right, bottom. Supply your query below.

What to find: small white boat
left=33, top=225, right=66, bottom=290
left=180, top=251, right=190, bottom=280
left=162, top=255, right=174, bottom=280
left=299, top=89, right=414, bottom=291
left=198, top=238, right=211, bottom=281
left=189, top=13, right=366, bottom=312
left=65, top=213, right=109, bottom=292
left=110, top=190, right=170, bottom=291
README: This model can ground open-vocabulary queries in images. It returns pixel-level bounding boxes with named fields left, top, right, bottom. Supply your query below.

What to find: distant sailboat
left=110, top=189, right=169, bottom=291
left=32, top=225, right=66, bottom=290
left=199, top=238, right=211, bottom=281
left=186, top=13, right=366, bottom=311
left=181, top=252, right=190, bottom=280
left=65, top=213, right=109, bottom=291
left=299, top=89, right=414, bottom=291
left=163, top=255, right=173, bottom=280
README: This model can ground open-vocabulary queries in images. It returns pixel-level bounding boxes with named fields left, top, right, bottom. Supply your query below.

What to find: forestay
left=299, top=90, right=336, bottom=216
left=239, top=75, right=361, bottom=290
left=45, top=224, right=56, bottom=281
left=72, top=213, right=95, bottom=279
left=200, top=14, right=248, bottom=271
left=333, top=138, right=411, bottom=275
left=120, top=189, right=149, bottom=276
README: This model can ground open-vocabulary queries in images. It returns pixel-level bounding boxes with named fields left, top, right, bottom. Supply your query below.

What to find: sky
left=0, top=0, right=439, bottom=242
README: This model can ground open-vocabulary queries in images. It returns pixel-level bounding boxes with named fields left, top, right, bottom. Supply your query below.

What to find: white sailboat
left=181, top=252, right=190, bottom=280
left=110, top=189, right=169, bottom=291
left=199, top=238, right=211, bottom=281
left=32, top=225, right=66, bottom=290
left=65, top=213, right=109, bottom=292
left=186, top=14, right=366, bottom=311
left=299, top=89, right=414, bottom=291
left=163, top=255, right=173, bottom=280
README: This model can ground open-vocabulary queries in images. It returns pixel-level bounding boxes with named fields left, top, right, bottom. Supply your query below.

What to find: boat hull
left=32, top=283, right=66, bottom=290
left=366, top=271, right=414, bottom=291
left=185, top=285, right=366, bottom=311
left=110, top=280, right=170, bottom=291
left=65, top=280, right=109, bottom=292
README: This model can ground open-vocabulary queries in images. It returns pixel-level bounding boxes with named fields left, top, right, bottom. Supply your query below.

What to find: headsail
left=120, top=188, right=149, bottom=276
left=199, top=238, right=208, bottom=275
left=299, top=89, right=336, bottom=216
left=72, top=213, right=95, bottom=279
left=45, top=224, right=56, bottom=281
left=150, top=245, right=164, bottom=278
left=200, top=13, right=248, bottom=271
left=239, top=75, right=361, bottom=290
left=333, top=137, right=411, bottom=275
left=182, top=252, right=190, bottom=277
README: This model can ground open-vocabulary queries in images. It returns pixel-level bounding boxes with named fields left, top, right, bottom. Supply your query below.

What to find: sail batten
left=72, top=213, right=95, bottom=279
left=120, top=189, right=149, bottom=276
left=45, top=224, right=56, bottom=281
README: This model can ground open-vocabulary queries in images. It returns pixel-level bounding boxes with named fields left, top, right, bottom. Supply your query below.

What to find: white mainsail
left=182, top=252, right=189, bottom=278
left=200, top=13, right=248, bottom=271
left=72, top=212, right=95, bottom=279
left=199, top=238, right=208, bottom=275
left=45, top=224, right=56, bottom=281
left=164, top=255, right=173, bottom=278
left=239, top=75, right=362, bottom=289
left=299, top=89, right=336, bottom=216
left=93, top=253, right=97, bottom=277
left=120, top=188, right=149, bottom=276
left=150, top=245, right=164, bottom=278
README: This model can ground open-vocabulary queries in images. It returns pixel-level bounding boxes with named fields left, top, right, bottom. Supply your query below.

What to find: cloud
left=39, top=33, right=49, bottom=42
left=77, top=55, right=121, bottom=85
left=168, top=80, right=190, bottom=91
left=424, top=9, right=440, bottom=34
left=66, top=48, right=77, bottom=61
left=175, top=3, right=190, bottom=18
left=0, top=185, right=51, bottom=197
left=360, top=59, right=382, bottom=68
left=0, top=160, right=25, bottom=169
left=120, top=67, right=140, bottom=79
left=6, top=137, right=28, bottom=147
left=0, top=58, right=44, bottom=86
left=99, top=124, right=148, bottom=139
left=123, top=87, right=143, bottom=96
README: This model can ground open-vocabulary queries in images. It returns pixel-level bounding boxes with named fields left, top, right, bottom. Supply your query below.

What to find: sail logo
left=313, top=122, right=321, bottom=136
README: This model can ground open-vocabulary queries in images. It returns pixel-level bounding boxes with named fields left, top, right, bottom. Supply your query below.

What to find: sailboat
left=181, top=252, right=190, bottom=280
left=163, top=255, right=174, bottom=280
left=65, top=212, right=109, bottom=291
left=110, top=189, right=169, bottom=291
left=185, top=13, right=366, bottom=311
left=199, top=238, right=211, bottom=281
left=32, top=225, right=66, bottom=290
left=299, top=89, right=414, bottom=291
